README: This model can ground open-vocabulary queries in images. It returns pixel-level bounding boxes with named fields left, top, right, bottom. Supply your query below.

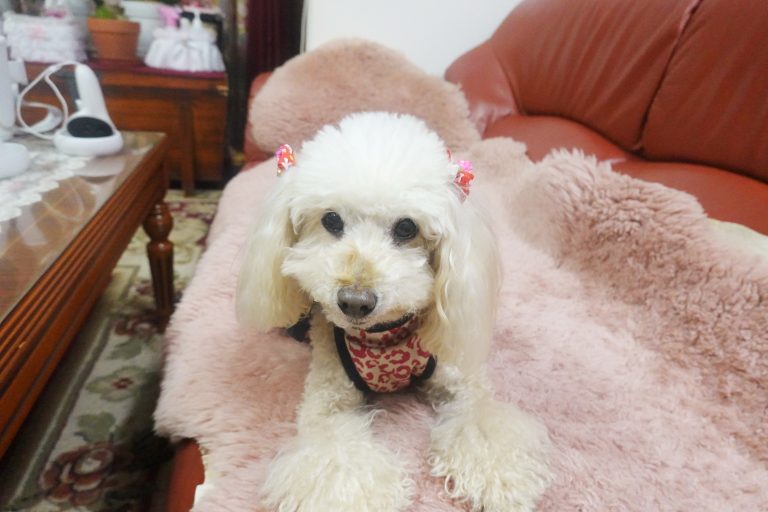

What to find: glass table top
left=0, top=131, right=165, bottom=322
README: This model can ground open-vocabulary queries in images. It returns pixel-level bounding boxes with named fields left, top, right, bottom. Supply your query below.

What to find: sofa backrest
left=642, top=0, right=768, bottom=183
left=446, top=0, right=768, bottom=183
left=480, top=0, right=697, bottom=151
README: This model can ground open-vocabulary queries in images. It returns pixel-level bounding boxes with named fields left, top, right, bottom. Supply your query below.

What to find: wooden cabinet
left=25, top=61, right=229, bottom=194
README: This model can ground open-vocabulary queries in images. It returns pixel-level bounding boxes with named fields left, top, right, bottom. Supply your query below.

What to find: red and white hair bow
left=447, top=149, right=474, bottom=202
left=275, top=144, right=296, bottom=176
left=276, top=144, right=474, bottom=202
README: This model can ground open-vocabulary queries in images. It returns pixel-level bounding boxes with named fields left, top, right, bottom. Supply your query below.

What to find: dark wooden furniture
left=25, top=61, right=229, bottom=195
left=0, top=132, right=173, bottom=458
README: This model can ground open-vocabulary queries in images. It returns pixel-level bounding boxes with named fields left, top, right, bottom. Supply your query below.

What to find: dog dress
left=334, top=315, right=436, bottom=393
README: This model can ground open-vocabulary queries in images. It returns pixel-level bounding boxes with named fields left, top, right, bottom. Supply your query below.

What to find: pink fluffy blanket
left=154, top=41, right=768, bottom=511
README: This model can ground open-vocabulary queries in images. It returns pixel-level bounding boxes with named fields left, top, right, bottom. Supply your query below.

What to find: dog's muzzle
left=337, top=286, right=377, bottom=319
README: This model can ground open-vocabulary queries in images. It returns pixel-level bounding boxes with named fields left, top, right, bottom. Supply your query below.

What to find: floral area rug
left=0, top=189, right=221, bottom=512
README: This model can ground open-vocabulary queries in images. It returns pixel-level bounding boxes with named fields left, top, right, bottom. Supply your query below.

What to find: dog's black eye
left=392, top=218, right=418, bottom=242
left=321, top=211, right=344, bottom=236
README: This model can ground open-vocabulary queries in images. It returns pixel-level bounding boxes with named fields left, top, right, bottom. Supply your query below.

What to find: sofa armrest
left=243, top=71, right=275, bottom=165
left=164, top=440, right=205, bottom=512
left=444, top=42, right=519, bottom=135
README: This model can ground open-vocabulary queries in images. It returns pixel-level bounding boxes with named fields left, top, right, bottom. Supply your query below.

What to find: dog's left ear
left=423, top=185, right=501, bottom=372
left=237, top=173, right=311, bottom=331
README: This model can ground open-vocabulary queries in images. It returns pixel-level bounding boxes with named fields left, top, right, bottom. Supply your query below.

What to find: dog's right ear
left=236, top=179, right=310, bottom=330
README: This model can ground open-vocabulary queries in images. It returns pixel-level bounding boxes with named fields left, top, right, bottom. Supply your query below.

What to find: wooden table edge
left=0, top=133, right=172, bottom=457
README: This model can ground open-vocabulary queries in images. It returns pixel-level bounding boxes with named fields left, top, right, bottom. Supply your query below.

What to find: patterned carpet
left=0, top=190, right=221, bottom=512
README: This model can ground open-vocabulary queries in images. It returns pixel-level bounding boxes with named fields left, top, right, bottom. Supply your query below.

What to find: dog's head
left=238, top=112, right=499, bottom=368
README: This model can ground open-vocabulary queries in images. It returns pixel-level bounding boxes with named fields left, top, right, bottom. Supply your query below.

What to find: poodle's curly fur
left=237, top=112, right=552, bottom=512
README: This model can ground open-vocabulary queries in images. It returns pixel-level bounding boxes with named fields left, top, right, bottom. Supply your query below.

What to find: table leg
left=143, top=201, right=174, bottom=329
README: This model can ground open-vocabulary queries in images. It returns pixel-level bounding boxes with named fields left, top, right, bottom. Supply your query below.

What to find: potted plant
left=87, top=0, right=141, bottom=62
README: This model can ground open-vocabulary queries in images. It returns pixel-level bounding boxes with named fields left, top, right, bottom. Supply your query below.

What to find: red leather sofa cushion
left=484, top=113, right=768, bottom=235
left=484, top=115, right=636, bottom=163
left=614, top=161, right=768, bottom=235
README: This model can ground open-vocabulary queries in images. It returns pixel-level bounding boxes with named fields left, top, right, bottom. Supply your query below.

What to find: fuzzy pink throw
left=247, top=39, right=481, bottom=155
left=154, top=145, right=768, bottom=511
left=154, top=41, right=768, bottom=511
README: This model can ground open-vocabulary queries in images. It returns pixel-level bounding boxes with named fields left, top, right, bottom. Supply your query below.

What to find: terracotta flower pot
left=87, top=17, right=141, bottom=62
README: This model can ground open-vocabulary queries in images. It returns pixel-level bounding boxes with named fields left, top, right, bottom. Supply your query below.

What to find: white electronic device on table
left=1, top=29, right=124, bottom=174
left=16, top=61, right=124, bottom=157
left=0, top=35, right=30, bottom=179
left=51, top=64, right=123, bottom=156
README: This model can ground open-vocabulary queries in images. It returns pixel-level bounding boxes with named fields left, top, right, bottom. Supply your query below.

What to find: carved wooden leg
left=143, top=201, right=174, bottom=330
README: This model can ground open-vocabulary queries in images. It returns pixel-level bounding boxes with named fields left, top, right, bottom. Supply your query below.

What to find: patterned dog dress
left=334, top=315, right=436, bottom=393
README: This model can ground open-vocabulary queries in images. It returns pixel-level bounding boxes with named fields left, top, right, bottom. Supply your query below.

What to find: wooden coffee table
left=0, top=131, right=172, bottom=458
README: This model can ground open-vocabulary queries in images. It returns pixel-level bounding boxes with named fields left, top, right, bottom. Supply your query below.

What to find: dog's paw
left=263, top=411, right=412, bottom=512
left=429, top=399, right=553, bottom=512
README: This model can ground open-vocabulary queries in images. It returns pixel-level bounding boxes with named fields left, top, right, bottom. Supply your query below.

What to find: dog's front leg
left=423, top=364, right=552, bottom=512
left=262, top=319, right=412, bottom=512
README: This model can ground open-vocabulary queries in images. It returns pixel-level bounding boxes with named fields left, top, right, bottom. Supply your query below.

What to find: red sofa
left=163, top=1, right=768, bottom=509
left=446, top=0, right=768, bottom=235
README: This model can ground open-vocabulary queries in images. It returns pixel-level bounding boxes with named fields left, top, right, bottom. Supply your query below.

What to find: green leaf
left=108, top=340, right=143, bottom=360
left=76, top=412, right=116, bottom=443
left=92, top=4, right=121, bottom=19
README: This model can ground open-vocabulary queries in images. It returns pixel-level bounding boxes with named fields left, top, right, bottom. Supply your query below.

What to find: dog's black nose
left=337, top=287, right=377, bottom=319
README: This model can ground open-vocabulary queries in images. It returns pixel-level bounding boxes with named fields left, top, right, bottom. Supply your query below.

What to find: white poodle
left=237, top=112, right=552, bottom=512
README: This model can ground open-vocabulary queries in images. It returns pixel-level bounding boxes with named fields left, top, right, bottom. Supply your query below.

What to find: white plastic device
left=0, top=35, right=30, bottom=178
left=16, top=61, right=124, bottom=157
left=0, top=140, right=30, bottom=179
left=52, top=64, right=123, bottom=156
